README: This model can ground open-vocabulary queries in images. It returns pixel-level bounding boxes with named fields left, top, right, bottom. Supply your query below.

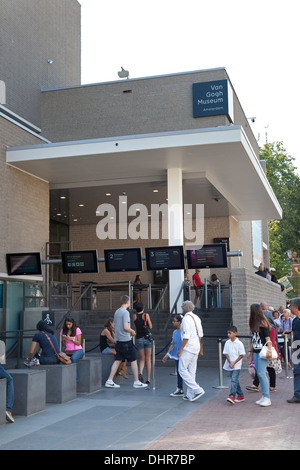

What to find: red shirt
left=192, top=273, right=202, bottom=287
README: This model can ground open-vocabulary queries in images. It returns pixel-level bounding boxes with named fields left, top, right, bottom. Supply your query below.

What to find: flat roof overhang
left=6, top=126, right=282, bottom=221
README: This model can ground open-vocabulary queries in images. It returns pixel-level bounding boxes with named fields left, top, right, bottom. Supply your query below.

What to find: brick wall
left=0, top=0, right=81, bottom=128
left=0, top=116, right=49, bottom=275
left=231, top=268, right=286, bottom=337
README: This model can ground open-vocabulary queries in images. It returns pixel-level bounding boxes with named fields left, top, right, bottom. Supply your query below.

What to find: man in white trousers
left=177, top=301, right=205, bottom=402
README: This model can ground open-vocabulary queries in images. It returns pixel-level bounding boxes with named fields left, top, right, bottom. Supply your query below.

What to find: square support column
left=167, top=168, right=184, bottom=311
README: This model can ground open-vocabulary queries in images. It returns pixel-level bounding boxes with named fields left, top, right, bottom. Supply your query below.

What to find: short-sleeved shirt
left=168, top=329, right=182, bottom=360
left=181, top=312, right=203, bottom=354
left=114, top=307, right=131, bottom=342
left=223, top=338, right=245, bottom=371
left=251, top=327, right=270, bottom=353
left=60, top=327, right=83, bottom=352
left=32, top=331, right=60, bottom=357
left=192, top=273, right=202, bottom=287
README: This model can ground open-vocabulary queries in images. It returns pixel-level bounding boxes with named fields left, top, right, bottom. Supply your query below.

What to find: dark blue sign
left=193, top=80, right=233, bottom=121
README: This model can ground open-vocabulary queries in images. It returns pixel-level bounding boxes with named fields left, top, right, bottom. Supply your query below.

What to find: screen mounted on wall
left=61, top=250, right=99, bottom=274
left=187, top=244, right=227, bottom=269
left=145, top=246, right=185, bottom=271
left=6, top=252, right=42, bottom=275
left=104, top=248, right=142, bottom=272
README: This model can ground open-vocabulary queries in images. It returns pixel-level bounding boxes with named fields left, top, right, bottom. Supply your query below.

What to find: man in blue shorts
left=105, top=295, right=148, bottom=389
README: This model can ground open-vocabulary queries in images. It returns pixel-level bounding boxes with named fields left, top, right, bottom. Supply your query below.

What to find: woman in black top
left=133, top=302, right=153, bottom=385
left=247, top=304, right=272, bottom=407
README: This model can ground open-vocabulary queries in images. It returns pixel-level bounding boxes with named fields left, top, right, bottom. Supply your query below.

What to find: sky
left=79, top=0, right=300, bottom=173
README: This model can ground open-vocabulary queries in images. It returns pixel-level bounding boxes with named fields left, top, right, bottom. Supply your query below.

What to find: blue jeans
left=254, top=352, right=270, bottom=398
left=0, top=365, right=14, bottom=412
left=230, top=369, right=243, bottom=397
left=68, top=349, right=84, bottom=381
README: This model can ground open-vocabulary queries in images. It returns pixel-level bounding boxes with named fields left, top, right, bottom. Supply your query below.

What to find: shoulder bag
left=259, top=342, right=277, bottom=360
left=42, top=332, right=72, bottom=364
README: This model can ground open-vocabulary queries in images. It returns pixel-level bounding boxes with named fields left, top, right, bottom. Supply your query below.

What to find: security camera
left=248, top=117, right=256, bottom=123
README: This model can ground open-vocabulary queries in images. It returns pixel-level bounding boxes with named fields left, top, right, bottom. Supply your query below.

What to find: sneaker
left=259, top=397, right=271, bottom=407
left=246, top=385, right=259, bottom=392
left=182, top=395, right=189, bottom=401
left=138, top=373, right=144, bottom=383
left=287, top=396, right=300, bottom=403
left=31, top=357, right=40, bottom=366
left=105, top=380, right=120, bottom=388
left=6, top=411, right=14, bottom=423
left=133, top=381, right=148, bottom=388
left=189, top=390, right=205, bottom=402
left=235, top=395, right=245, bottom=403
left=227, top=395, right=235, bottom=404
left=170, top=388, right=184, bottom=397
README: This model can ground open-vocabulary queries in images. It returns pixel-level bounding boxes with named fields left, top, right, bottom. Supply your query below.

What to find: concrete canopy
left=6, top=125, right=282, bottom=222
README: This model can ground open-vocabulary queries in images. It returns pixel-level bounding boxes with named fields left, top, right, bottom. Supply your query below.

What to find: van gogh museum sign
left=193, top=79, right=234, bottom=122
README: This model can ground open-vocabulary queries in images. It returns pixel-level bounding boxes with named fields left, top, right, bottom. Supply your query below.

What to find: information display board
left=145, top=246, right=185, bottom=271
left=6, top=252, right=42, bottom=275
left=61, top=250, right=99, bottom=274
left=104, top=248, right=142, bottom=272
left=187, top=244, right=227, bottom=269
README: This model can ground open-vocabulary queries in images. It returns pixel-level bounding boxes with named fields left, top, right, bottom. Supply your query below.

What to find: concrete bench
left=77, top=357, right=102, bottom=393
left=0, top=378, right=6, bottom=425
left=38, top=363, right=77, bottom=404
left=7, top=369, right=46, bottom=416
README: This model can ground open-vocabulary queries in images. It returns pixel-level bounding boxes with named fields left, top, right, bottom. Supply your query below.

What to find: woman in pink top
left=61, top=316, right=84, bottom=380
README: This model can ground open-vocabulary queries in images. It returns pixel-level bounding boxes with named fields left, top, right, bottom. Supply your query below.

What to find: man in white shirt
left=177, top=301, right=205, bottom=402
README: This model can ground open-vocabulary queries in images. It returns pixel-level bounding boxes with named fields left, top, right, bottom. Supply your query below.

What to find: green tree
left=259, top=142, right=300, bottom=278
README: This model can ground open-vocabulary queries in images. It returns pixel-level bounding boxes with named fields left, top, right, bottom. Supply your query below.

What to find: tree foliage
left=259, top=142, right=300, bottom=278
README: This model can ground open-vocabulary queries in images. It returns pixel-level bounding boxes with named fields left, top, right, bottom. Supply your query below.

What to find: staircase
left=78, top=307, right=232, bottom=368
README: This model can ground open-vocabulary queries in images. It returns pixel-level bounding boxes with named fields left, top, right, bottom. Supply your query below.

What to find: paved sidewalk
left=0, top=364, right=299, bottom=451
left=144, top=368, right=300, bottom=451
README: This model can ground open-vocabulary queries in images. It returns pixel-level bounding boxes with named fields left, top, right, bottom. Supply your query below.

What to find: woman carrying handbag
left=247, top=304, right=273, bottom=407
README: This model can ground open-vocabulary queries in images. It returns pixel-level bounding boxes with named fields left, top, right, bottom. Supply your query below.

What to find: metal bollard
left=151, top=340, right=156, bottom=390
left=213, top=338, right=228, bottom=389
left=281, top=333, right=293, bottom=379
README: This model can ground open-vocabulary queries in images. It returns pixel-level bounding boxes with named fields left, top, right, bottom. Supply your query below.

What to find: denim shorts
left=101, top=347, right=111, bottom=355
left=115, top=340, right=137, bottom=363
left=135, top=337, right=152, bottom=350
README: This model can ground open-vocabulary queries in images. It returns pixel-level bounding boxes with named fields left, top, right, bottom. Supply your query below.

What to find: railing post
left=213, top=338, right=228, bottom=389
left=151, top=339, right=156, bottom=390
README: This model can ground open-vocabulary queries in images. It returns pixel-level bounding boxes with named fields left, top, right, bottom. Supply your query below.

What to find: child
left=223, top=326, right=246, bottom=404
left=162, top=314, right=184, bottom=396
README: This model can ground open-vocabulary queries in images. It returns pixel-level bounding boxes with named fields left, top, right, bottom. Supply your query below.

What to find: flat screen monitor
left=61, top=250, right=98, bottom=274
left=145, top=246, right=185, bottom=271
left=187, top=244, right=227, bottom=269
left=104, top=248, right=142, bottom=272
left=6, top=252, right=42, bottom=275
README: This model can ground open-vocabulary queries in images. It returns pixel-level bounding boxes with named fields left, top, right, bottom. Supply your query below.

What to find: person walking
left=105, top=295, right=147, bottom=389
left=247, top=304, right=273, bottom=407
left=287, top=297, right=300, bottom=403
left=177, top=301, right=205, bottom=402
left=223, top=326, right=246, bottom=404
left=132, top=302, right=153, bottom=385
left=162, top=314, right=184, bottom=397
